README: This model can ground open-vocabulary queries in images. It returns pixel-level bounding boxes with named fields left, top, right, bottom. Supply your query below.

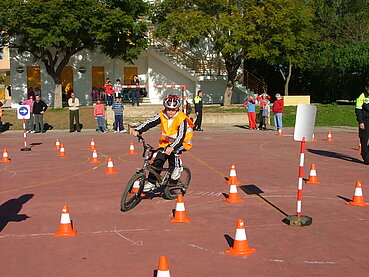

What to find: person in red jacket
left=104, top=78, right=114, bottom=106
left=272, top=93, right=284, bottom=132
left=93, top=99, right=107, bottom=132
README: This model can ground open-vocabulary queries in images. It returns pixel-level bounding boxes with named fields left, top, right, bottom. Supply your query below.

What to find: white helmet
left=163, top=94, right=181, bottom=109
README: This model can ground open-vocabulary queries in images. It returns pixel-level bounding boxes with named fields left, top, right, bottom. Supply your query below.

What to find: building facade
left=9, top=46, right=249, bottom=106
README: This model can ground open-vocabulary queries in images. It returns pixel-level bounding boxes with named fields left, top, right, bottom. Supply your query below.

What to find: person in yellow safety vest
left=132, top=94, right=194, bottom=192
left=355, top=81, right=369, bottom=164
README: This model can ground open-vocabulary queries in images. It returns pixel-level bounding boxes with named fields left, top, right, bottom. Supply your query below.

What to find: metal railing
left=150, top=34, right=267, bottom=94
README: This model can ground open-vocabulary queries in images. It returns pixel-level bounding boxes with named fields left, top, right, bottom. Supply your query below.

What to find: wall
left=9, top=47, right=248, bottom=106
left=283, top=95, right=310, bottom=106
left=199, top=77, right=248, bottom=104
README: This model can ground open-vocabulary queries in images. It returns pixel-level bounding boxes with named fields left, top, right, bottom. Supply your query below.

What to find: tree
left=0, top=0, right=149, bottom=108
left=257, top=0, right=315, bottom=96
left=152, top=0, right=263, bottom=105
left=306, top=0, right=369, bottom=100
left=152, top=0, right=315, bottom=104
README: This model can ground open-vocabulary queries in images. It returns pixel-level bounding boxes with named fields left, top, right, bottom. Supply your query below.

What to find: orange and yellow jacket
left=135, top=110, right=194, bottom=151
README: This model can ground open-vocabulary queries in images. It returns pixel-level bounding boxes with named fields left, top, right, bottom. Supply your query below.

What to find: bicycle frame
left=136, top=135, right=173, bottom=187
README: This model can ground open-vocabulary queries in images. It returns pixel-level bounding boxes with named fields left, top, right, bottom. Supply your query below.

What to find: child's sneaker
left=171, top=167, right=183, bottom=180
left=143, top=181, right=156, bottom=192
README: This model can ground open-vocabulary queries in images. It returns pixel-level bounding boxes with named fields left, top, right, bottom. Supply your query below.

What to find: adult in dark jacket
left=355, top=82, right=369, bottom=164
left=33, top=95, right=48, bottom=133
left=194, top=90, right=203, bottom=131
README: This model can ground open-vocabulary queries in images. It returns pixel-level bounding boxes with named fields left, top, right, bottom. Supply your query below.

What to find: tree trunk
left=54, top=83, right=63, bottom=108
left=223, top=55, right=242, bottom=106
left=284, top=63, right=292, bottom=96
left=224, top=82, right=234, bottom=106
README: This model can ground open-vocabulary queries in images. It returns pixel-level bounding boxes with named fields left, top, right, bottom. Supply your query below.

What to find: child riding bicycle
left=132, top=94, right=194, bottom=192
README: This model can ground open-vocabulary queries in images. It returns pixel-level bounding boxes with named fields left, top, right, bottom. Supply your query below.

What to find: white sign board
left=294, top=104, right=317, bottom=142
left=17, top=105, right=31, bottom=120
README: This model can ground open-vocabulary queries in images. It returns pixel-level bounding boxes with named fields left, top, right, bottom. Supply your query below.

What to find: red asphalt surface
left=0, top=126, right=368, bottom=277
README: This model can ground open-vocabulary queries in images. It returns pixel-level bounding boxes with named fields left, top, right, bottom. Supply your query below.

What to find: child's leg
left=114, top=114, right=118, bottom=131
left=118, top=115, right=123, bottom=131
left=251, top=113, right=256, bottom=129
left=96, top=117, right=101, bottom=131
left=101, top=118, right=107, bottom=132
left=148, top=150, right=167, bottom=183
left=247, top=113, right=252, bottom=129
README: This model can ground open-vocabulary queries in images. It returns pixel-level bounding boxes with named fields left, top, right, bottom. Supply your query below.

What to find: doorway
left=124, top=67, right=138, bottom=85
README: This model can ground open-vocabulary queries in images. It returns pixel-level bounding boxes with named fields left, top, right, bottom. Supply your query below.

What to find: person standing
left=21, top=95, right=35, bottom=133
left=355, top=82, right=369, bottom=164
left=113, top=79, right=123, bottom=99
left=272, top=93, right=284, bottom=132
left=131, top=75, right=140, bottom=106
left=104, top=78, right=114, bottom=106
left=33, top=94, right=48, bottom=133
left=68, top=91, right=81, bottom=132
left=112, top=96, right=127, bottom=133
left=262, top=98, right=271, bottom=130
left=244, top=95, right=256, bottom=129
left=256, top=90, right=271, bottom=130
left=93, top=99, right=107, bottom=133
left=194, top=90, right=203, bottom=131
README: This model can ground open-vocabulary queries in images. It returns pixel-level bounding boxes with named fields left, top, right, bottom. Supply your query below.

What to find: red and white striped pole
left=283, top=136, right=312, bottom=226
left=296, top=137, right=305, bottom=217
left=21, top=117, right=31, bottom=151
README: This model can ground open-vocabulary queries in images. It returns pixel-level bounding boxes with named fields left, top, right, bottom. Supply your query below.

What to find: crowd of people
left=11, top=79, right=283, bottom=136
left=244, top=89, right=284, bottom=132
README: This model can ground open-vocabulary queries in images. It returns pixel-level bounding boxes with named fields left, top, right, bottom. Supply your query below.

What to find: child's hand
left=165, top=146, right=174, bottom=155
left=132, top=130, right=139, bottom=137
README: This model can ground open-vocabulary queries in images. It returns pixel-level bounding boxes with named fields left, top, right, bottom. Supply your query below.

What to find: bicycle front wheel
left=163, top=166, right=191, bottom=200
left=120, top=172, right=145, bottom=212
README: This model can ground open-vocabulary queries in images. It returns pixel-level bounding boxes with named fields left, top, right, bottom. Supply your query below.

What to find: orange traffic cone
left=156, top=256, right=170, bottom=277
left=54, top=205, right=77, bottom=237
left=226, top=164, right=241, bottom=185
left=357, top=143, right=362, bottom=151
left=1, top=148, right=11, bottom=163
left=127, top=142, right=138, bottom=155
left=170, top=194, right=190, bottom=223
left=312, top=134, right=317, bottom=142
left=57, top=144, right=67, bottom=157
left=277, top=128, right=283, bottom=136
left=90, top=150, right=101, bottom=163
left=326, top=131, right=334, bottom=142
left=88, top=139, right=96, bottom=151
left=346, top=181, right=369, bottom=207
left=306, top=163, right=320, bottom=184
left=54, top=139, right=61, bottom=150
left=129, top=179, right=145, bottom=197
left=224, top=183, right=245, bottom=203
left=105, top=157, right=117, bottom=174
left=225, top=219, right=256, bottom=257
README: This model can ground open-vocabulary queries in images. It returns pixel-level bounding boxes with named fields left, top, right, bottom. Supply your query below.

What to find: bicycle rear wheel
left=163, top=166, right=191, bottom=200
left=120, top=172, right=145, bottom=212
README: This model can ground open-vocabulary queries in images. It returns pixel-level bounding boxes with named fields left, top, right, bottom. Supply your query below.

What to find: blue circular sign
left=19, top=106, right=29, bottom=116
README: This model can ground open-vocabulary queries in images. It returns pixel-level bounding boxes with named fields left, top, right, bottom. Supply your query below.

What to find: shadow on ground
left=0, top=194, right=33, bottom=232
left=239, top=185, right=288, bottom=216
left=0, top=122, right=12, bottom=133
left=307, top=149, right=363, bottom=164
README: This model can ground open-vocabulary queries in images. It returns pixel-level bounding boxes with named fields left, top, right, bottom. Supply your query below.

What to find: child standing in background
left=244, top=96, right=256, bottom=129
left=112, top=96, right=127, bottom=133
left=93, top=99, right=107, bottom=133
left=262, top=98, right=271, bottom=130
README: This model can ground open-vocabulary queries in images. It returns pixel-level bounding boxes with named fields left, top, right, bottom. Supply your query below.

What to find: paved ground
left=0, top=125, right=368, bottom=277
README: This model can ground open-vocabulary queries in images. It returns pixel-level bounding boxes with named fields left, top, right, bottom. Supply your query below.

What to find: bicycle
left=120, top=135, right=191, bottom=212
